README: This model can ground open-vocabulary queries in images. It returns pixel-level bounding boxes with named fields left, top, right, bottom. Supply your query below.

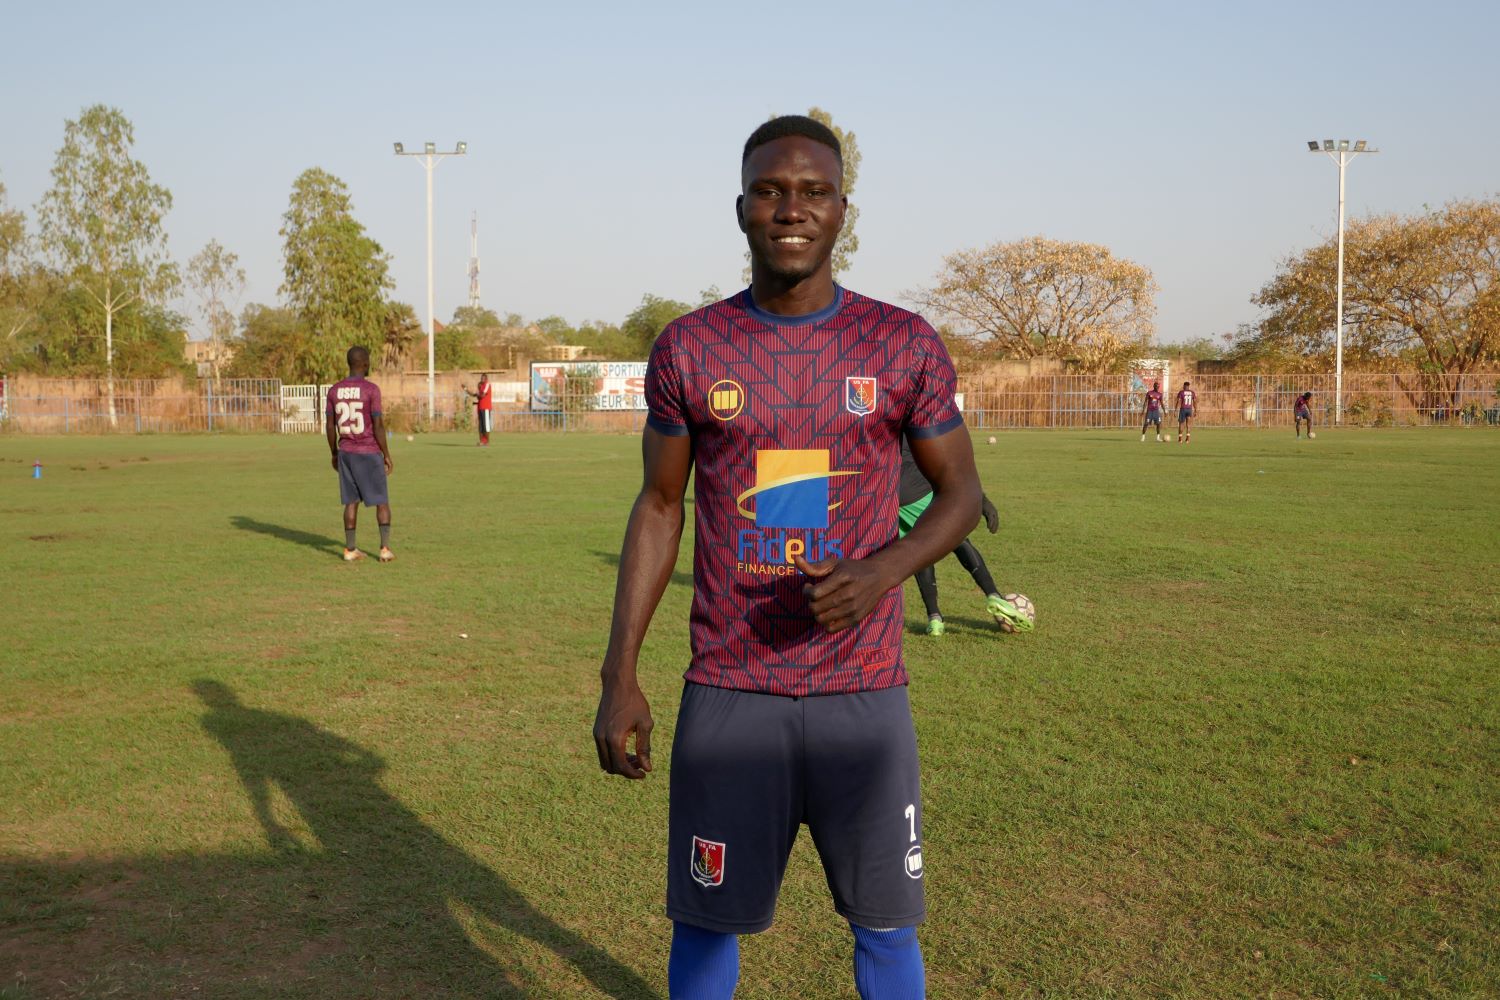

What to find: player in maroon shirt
left=593, top=116, right=981, bottom=999
left=325, top=346, right=394, bottom=562
left=462, top=372, right=493, bottom=445
left=1176, top=380, right=1197, bottom=443
left=1140, top=380, right=1165, bottom=442
left=1294, top=391, right=1314, bottom=438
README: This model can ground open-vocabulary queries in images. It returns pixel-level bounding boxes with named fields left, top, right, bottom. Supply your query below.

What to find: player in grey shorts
left=325, top=346, right=395, bottom=563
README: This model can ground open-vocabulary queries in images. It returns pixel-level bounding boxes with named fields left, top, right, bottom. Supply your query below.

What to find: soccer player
left=1294, top=391, right=1313, bottom=438
left=1175, top=379, right=1197, bottom=443
left=898, top=435, right=1027, bottom=637
left=462, top=372, right=493, bottom=445
left=593, top=116, right=982, bottom=1000
left=325, top=346, right=394, bottom=563
left=1140, top=380, right=1165, bottom=442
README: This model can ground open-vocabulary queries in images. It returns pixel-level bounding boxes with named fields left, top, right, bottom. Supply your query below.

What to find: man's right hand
left=593, top=676, right=654, bottom=779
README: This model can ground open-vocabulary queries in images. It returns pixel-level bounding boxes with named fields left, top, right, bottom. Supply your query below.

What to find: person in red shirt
left=462, top=373, right=493, bottom=445
left=1294, top=391, right=1314, bottom=438
left=1175, top=380, right=1197, bottom=444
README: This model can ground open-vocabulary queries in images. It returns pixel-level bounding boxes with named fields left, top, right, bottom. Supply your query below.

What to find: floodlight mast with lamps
left=393, top=140, right=468, bottom=421
left=1307, top=137, right=1377, bottom=425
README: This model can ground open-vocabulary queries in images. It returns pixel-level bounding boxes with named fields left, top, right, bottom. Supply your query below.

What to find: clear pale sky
left=2, top=0, right=1495, bottom=346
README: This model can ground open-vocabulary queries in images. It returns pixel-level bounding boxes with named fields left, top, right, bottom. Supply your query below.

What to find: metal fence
left=960, top=372, right=1500, bottom=429
left=2, top=371, right=1496, bottom=434
left=0, top=378, right=283, bottom=433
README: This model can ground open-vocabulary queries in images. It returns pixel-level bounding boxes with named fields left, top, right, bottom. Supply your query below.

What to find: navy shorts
left=667, top=682, right=925, bottom=934
left=477, top=410, right=493, bottom=433
left=1144, top=412, right=1162, bottom=426
left=337, top=451, right=388, bottom=506
left=1178, top=408, right=1194, bottom=422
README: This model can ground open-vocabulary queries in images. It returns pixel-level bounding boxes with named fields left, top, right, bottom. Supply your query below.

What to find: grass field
left=1, top=428, right=1497, bottom=999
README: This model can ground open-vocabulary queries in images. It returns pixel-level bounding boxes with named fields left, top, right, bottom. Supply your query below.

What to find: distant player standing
left=593, top=116, right=981, bottom=1000
left=1294, top=391, right=1314, bottom=438
left=463, top=372, right=493, bottom=446
left=325, top=346, right=394, bottom=562
left=898, top=436, right=1028, bottom=636
left=1175, top=380, right=1197, bottom=443
left=1140, top=380, right=1165, bottom=442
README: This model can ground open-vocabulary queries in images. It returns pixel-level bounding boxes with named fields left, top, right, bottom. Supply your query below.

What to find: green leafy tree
left=229, top=303, right=312, bottom=382
left=36, top=105, right=177, bottom=420
left=435, top=325, right=483, bottom=370
left=279, top=168, right=392, bottom=381
left=621, top=293, right=694, bottom=354
left=449, top=305, right=501, bottom=329
left=745, top=107, right=862, bottom=281
left=1, top=176, right=53, bottom=366
left=186, top=239, right=245, bottom=381
left=380, top=301, right=421, bottom=371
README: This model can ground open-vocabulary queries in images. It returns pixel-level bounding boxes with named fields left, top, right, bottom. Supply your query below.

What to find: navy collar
left=739, top=285, right=845, bottom=326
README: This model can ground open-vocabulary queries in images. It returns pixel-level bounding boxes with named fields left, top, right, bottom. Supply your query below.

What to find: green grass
left=1, top=428, right=1496, bottom=998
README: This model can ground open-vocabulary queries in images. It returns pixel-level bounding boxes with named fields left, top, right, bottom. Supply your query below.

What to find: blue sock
left=851, top=923, right=925, bottom=1000
left=669, top=921, right=739, bottom=1000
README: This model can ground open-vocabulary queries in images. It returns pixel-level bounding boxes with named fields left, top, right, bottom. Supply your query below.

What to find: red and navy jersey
left=1177, top=388, right=1196, bottom=410
left=326, top=377, right=383, bottom=453
left=1294, top=395, right=1311, bottom=415
left=646, top=287, right=962, bottom=697
left=1145, top=389, right=1163, bottom=413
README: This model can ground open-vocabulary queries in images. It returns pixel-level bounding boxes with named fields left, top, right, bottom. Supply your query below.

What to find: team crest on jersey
left=691, top=836, right=725, bottom=887
left=845, top=376, right=877, bottom=416
left=708, top=379, right=745, bottom=421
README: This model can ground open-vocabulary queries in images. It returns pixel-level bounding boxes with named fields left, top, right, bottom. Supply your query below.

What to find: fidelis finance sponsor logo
left=733, top=449, right=859, bottom=576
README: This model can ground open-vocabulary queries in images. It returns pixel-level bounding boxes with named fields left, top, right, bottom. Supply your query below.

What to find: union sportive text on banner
left=529, top=361, right=648, bottom=412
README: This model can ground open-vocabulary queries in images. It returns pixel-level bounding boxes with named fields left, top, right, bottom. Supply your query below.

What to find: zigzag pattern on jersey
left=655, top=289, right=960, bottom=697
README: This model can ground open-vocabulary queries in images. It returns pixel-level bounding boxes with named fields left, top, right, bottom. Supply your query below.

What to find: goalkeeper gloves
left=982, top=494, right=999, bottom=534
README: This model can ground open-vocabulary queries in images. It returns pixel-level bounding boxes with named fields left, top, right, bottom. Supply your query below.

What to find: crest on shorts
left=691, top=836, right=725, bottom=888
left=845, top=377, right=877, bottom=416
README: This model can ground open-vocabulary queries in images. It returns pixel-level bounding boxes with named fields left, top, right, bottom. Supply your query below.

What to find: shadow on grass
left=593, top=550, right=693, bottom=589
left=230, top=516, right=343, bottom=557
left=905, top=614, right=1008, bottom=636
left=0, top=682, right=660, bottom=999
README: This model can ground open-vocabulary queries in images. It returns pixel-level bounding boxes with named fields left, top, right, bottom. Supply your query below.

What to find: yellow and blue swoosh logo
left=736, top=450, right=859, bottom=530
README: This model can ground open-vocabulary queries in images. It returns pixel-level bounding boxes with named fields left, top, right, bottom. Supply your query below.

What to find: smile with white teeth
left=774, top=236, right=812, bottom=244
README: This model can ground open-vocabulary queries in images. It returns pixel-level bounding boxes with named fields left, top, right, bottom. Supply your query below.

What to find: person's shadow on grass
left=229, top=516, right=343, bottom=557
left=192, top=680, right=658, bottom=998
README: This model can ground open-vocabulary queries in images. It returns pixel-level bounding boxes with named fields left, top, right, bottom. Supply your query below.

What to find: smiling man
left=593, top=115, right=981, bottom=1000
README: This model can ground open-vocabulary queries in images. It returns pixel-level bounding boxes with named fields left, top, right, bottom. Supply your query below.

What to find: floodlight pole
left=1308, top=139, right=1377, bottom=425
left=394, top=141, right=467, bottom=422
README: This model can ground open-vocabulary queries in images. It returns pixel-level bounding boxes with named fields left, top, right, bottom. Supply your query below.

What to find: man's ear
left=736, top=194, right=746, bottom=233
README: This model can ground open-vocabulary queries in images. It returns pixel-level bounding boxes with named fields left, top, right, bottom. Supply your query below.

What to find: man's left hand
left=793, top=554, right=893, bottom=633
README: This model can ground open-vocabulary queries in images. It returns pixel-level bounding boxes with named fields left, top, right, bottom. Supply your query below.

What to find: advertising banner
left=530, top=361, right=648, bottom=411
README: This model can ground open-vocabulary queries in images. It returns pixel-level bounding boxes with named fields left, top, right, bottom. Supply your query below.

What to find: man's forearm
left=602, top=494, right=685, bottom=682
left=868, top=482, right=981, bottom=588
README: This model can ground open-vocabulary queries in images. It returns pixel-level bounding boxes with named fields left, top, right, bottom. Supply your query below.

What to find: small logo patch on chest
left=845, top=377, right=877, bottom=416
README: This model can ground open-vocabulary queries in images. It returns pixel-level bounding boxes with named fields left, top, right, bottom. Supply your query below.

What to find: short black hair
left=347, top=346, right=370, bottom=368
left=742, top=115, right=842, bottom=169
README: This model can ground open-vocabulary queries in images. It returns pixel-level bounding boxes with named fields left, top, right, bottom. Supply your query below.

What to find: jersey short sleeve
left=903, top=322, right=964, bottom=439
left=645, top=330, right=690, bottom=437
left=367, top=382, right=382, bottom=417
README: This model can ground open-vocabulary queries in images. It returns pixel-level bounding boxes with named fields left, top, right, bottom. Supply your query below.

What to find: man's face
left=737, top=136, right=847, bottom=284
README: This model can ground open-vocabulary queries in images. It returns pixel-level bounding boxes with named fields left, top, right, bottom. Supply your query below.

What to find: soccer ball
left=998, top=593, right=1036, bottom=634
left=406, top=435, right=415, bottom=442
left=987, top=436, right=996, bottom=445
left=1308, top=432, right=1316, bottom=439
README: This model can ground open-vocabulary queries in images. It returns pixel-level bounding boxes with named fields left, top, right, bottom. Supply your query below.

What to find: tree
left=1248, top=199, right=1500, bottom=387
left=228, top=303, right=311, bottom=382
left=186, top=239, right=245, bottom=381
left=0, top=176, right=51, bottom=362
left=279, top=168, right=392, bottom=382
left=449, top=305, right=501, bottom=329
left=36, top=105, right=177, bottom=421
left=380, top=301, right=421, bottom=372
left=621, top=293, right=694, bottom=354
left=913, top=237, right=1159, bottom=372
left=744, top=107, right=862, bottom=281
